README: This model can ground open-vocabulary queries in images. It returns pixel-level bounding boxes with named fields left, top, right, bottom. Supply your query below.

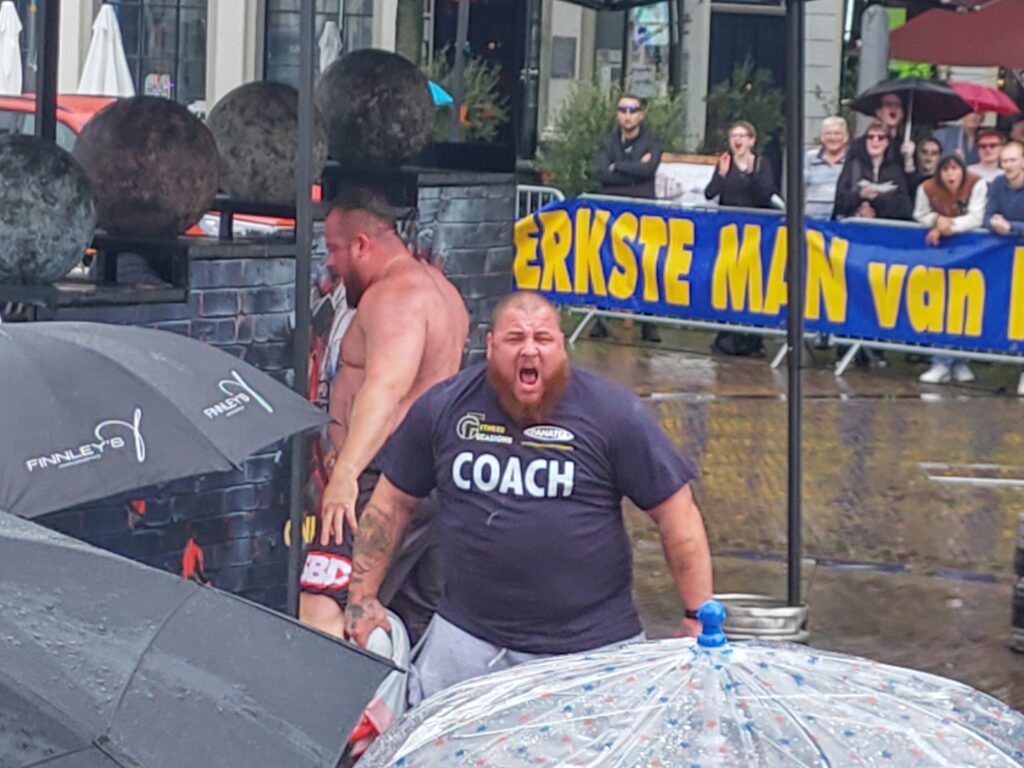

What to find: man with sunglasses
left=968, top=129, right=1005, bottom=183
left=590, top=94, right=663, bottom=342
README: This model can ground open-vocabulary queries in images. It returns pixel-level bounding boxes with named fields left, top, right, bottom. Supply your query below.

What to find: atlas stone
left=0, top=135, right=96, bottom=285
left=207, top=82, right=328, bottom=206
left=315, top=48, right=434, bottom=168
left=72, top=96, right=220, bottom=237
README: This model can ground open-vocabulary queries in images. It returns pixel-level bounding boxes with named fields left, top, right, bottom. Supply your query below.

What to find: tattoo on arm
left=351, top=503, right=401, bottom=582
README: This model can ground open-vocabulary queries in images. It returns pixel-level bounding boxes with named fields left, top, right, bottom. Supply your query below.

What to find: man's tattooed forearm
left=352, top=503, right=400, bottom=576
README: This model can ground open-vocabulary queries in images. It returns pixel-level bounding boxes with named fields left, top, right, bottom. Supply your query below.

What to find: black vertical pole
left=287, top=0, right=315, bottom=618
left=34, top=0, right=59, bottom=141
left=619, top=9, right=629, bottom=90
left=449, top=0, right=470, bottom=141
left=785, top=0, right=805, bottom=608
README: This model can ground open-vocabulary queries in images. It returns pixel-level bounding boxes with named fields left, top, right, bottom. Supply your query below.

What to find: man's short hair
left=491, top=291, right=559, bottom=328
left=978, top=127, right=1005, bottom=144
left=918, top=136, right=942, bottom=153
left=820, top=115, right=849, bottom=137
left=327, top=185, right=397, bottom=229
left=1003, top=141, right=1024, bottom=157
left=617, top=93, right=645, bottom=109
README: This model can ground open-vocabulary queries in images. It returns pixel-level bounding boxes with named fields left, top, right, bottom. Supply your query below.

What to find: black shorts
left=299, top=466, right=442, bottom=642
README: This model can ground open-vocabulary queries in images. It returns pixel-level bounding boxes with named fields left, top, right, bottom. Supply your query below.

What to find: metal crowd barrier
left=556, top=195, right=1024, bottom=379
left=517, top=184, right=566, bottom=219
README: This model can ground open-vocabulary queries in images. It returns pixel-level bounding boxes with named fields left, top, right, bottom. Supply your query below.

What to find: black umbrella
left=850, top=77, right=973, bottom=142
left=0, top=511, right=392, bottom=767
left=0, top=322, right=327, bottom=519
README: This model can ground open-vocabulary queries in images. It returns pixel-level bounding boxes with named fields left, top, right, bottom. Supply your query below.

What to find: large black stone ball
left=207, top=81, right=328, bottom=205
left=0, top=135, right=96, bottom=285
left=315, top=49, right=434, bottom=168
left=72, top=96, right=220, bottom=237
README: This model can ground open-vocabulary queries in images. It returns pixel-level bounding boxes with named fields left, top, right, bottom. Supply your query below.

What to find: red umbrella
left=890, top=0, right=1024, bottom=69
left=950, top=81, right=1020, bottom=116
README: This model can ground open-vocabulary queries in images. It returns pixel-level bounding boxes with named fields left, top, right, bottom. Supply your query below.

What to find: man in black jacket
left=590, top=94, right=663, bottom=342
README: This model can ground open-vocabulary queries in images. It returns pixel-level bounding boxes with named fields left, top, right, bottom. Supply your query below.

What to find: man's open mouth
left=519, top=366, right=539, bottom=386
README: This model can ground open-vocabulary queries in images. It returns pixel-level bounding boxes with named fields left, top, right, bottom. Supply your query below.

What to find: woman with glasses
left=909, top=137, right=942, bottom=195
left=833, top=121, right=913, bottom=221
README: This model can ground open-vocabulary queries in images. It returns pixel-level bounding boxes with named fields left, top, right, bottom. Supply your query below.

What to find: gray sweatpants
left=408, top=613, right=645, bottom=706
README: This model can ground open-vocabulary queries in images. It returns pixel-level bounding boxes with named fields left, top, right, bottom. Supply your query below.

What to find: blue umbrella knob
left=697, top=600, right=728, bottom=648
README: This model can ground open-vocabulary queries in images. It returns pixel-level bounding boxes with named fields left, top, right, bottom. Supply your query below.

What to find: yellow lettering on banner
left=639, top=215, right=668, bottom=303
left=946, top=269, right=985, bottom=337
left=513, top=215, right=541, bottom=289
left=608, top=213, right=639, bottom=299
left=573, top=208, right=610, bottom=296
left=906, top=266, right=945, bottom=333
left=1009, top=248, right=1024, bottom=341
left=538, top=210, right=573, bottom=292
left=805, top=230, right=848, bottom=322
left=868, top=263, right=908, bottom=329
left=763, top=228, right=788, bottom=315
left=712, top=224, right=764, bottom=312
left=663, top=218, right=694, bottom=306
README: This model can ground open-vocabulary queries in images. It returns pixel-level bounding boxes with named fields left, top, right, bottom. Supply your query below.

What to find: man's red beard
left=487, top=358, right=571, bottom=426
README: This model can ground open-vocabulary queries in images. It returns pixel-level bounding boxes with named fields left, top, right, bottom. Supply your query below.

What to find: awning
left=889, top=0, right=1024, bottom=69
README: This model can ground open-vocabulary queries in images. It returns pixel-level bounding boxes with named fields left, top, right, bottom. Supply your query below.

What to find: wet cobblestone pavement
left=569, top=319, right=1024, bottom=709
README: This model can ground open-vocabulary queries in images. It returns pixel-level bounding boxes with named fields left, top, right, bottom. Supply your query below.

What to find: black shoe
left=641, top=322, right=661, bottom=343
left=588, top=318, right=609, bottom=339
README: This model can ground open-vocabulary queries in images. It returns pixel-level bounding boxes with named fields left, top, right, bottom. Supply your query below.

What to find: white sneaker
left=952, top=363, right=975, bottom=383
left=1018, top=372, right=1024, bottom=396
left=919, top=363, right=951, bottom=384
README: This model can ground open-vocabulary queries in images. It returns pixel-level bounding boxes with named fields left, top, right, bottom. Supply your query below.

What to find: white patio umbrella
left=77, top=3, right=134, bottom=97
left=0, top=0, right=22, bottom=96
left=318, top=20, right=342, bottom=74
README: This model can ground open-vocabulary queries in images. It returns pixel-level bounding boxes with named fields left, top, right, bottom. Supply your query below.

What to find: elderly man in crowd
left=342, top=291, right=713, bottom=703
left=805, top=115, right=849, bottom=219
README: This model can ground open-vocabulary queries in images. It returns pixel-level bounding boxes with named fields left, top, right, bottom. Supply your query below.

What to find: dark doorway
left=433, top=0, right=529, bottom=154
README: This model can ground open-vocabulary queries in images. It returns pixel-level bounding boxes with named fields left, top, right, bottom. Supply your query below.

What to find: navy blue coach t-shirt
left=379, top=363, right=695, bottom=654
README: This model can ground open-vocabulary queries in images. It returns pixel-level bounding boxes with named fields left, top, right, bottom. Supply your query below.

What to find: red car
left=0, top=94, right=296, bottom=238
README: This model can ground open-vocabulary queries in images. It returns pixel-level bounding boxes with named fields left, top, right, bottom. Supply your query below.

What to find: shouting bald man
left=299, top=185, right=468, bottom=643
left=343, top=290, right=713, bottom=702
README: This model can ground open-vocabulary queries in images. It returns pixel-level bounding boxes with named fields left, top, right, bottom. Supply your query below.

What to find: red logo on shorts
left=301, top=551, right=352, bottom=590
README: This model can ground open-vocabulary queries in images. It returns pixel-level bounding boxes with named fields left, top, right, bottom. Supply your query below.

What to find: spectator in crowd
left=968, top=128, right=1005, bottom=182
left=914, top=154, right=988, bottom=384
left=908, top=136, right=942, bottom=195
left=590, top=93, right=662, bottom=343
left=868, top=93, right=917, bottom=175
left=1009, top=118, right=1024, bottom=144
left=705, top=120, right=778, bottom=356
left=935, top=111, right=983, bottom=165
left=805, top=116, right=849, bottom=219
left=833, top=121, right=913, bottom=221
left=985, top=141, right=1024, bottom=396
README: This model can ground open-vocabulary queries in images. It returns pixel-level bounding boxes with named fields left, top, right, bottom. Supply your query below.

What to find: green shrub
left=537, top=82, right=688, bottom=198
left=423, top=47, right=510, bottom=143
left=701, top=58, right=784, bottom=153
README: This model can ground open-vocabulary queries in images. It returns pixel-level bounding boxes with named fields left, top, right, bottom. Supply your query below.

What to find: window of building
left=626, top=3, right=670, bottom=98
left=551, top=36, right=577, bottom=80
left=264, top=0, right=373, bottom=88
left=107, top=0, right=207, bottom=107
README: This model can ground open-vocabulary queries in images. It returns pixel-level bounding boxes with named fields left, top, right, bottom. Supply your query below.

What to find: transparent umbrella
left=361, top=602, right=1024, bottom=767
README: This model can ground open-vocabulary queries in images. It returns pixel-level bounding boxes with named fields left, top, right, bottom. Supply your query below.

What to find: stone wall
left=39, top=172, right=516, bottom=610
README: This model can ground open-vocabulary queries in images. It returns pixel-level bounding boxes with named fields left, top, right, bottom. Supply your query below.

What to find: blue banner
left=514, top=197, right=1024, bottom=355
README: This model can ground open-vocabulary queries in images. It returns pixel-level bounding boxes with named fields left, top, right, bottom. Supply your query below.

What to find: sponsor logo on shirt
left=452, top=450, right=575, bottom=498
left=523, top=425, right=576, bottom=443
left=301, top=551, right=352, bottom=590
left=456, top=412, right=513, bottom=445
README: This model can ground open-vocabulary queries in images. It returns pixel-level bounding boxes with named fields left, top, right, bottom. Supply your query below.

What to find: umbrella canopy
left=890, top=0, right=1024, bottom=70
left=318, top=20, right=341, bottom=74
left=850, top=77, right=972, bottom=143
left=950, top=81, right=1020, bottom=116
left=429, top=80, right=453, bottom=106
left=77, top=3, right=135, bottom=97
left=0, top=0, right=22, bottom=96
left=0, top=321, right=327, bottom=519
left=0, top=511, right=391, bottom=767
left=361, top=602, right=1024, bottom=767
